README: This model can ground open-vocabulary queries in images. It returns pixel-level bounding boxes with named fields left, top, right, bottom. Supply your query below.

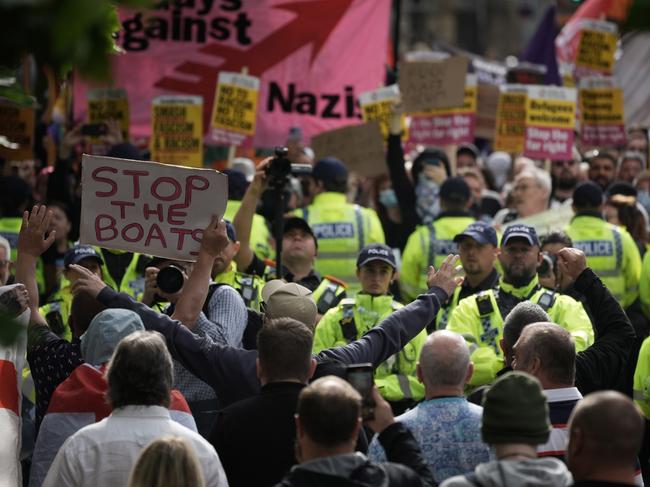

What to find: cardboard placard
left=0, top=101, right=34, bottom=161
left=87, top=88, right=130, bottom=140
left=80, top=154, right=227, bottom=261
left=211, top=72, right=260, bottom=146
left=475, top=83, right=500, bottom=140
left=151, top=96, right=203, bottom=168
left=524, top=86, right=577, bottom=161
left=494, top=84, right=528, bottom=153
left=311, top=122, right=385, bottom=178
left=579, top=77, right=625, bottom=147
left=575, top=20, right=618, bottom=76
left=398, top=56, right=468, bottom=113
left=408, top=74, right=477, bottom=146
left=358, top=84, right=407, bottom=139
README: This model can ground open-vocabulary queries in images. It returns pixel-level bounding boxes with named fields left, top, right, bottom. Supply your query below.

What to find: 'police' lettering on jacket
left=574, top=240, right=613, bottom=257
left=435, top=240, right=457, bottom=255
left=312, top=222, right=355, bottom=239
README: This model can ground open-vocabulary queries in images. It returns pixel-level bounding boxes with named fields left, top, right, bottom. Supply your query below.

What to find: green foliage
left=0, top=0, right=155, bottom=81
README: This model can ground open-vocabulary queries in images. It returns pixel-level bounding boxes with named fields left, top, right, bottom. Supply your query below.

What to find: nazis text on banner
left=151, top=96, right=204, bottom=168
left=524, top=86, right=577, bottom=161
left=80, top=154, right=227, bottom=261
left=73, top=0, right=391, bottom=147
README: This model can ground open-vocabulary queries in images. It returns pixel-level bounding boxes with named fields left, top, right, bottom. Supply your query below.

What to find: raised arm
left=170, top=216, right=228, bottom=328
left=15, top=205, right=56, bottom=326
left=318, top=255, right=461, bottom=367
left=233, top=157, right=270, bottom=272
left=558, top=247, right=636, bottom=393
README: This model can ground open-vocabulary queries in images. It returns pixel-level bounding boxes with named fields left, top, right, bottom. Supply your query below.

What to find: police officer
left=222, top=168, right=272, bottom=260
left=434, top=221, right=500, bottom=331
left=566, top=181, right=641, bottom=309
left=298, top=157, right=385, bottom=295
left=95, top=248, right=147, bottom=301
left=447, top=224, right=594, bottom=387
left=211, top=221, right=265, bottom=311
left=401, top=177, right=475, bottom=302
left=313, top=243, right=426, bottom=412
left=40, top=245, right=104, bottom=340
left=232, top=156, right=350, bottom=315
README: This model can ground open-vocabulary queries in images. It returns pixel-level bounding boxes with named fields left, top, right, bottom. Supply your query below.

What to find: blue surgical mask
left=639, top=190, right=650, bottom=212
left=379, top=188, right=398, bottom=208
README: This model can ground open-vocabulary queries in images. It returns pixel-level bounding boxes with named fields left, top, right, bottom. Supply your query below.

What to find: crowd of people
left=2, top=110, right=650, bottom=487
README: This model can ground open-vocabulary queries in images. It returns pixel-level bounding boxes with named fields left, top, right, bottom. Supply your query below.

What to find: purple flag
left=520, top=4, right=562, bottom=85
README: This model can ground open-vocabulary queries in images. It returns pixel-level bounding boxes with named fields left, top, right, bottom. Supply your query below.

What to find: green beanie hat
left=481, top=371, right=551, bottom=445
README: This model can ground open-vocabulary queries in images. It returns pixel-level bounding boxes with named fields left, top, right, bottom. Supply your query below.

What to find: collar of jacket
left=355, top=293, right=395, bottom=312
left=460, top=268, right=500, bottom=301
left=313, top=192, right=347, bottom=205
left=572, top=210, right=604, bottom=222
left=434, top=210, right=473, bottom=221
left=261, top=381, right=306, bottom=394
left=499, top=275, right=540, bottom=299
left=214, top=261, right=237, bottom=285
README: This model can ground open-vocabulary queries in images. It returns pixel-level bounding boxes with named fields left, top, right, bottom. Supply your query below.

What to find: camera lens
left=156, top=265, right=185, bottom=294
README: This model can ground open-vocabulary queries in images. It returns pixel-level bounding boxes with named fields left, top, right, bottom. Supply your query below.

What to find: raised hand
left=557, top=247, right=588, bottom=289
left=18, top=205, right=56, bottom=259
left=200, top=216, right=229, bottom=258
left=69, top=264, right=108, bottom=299
left=426, top=254, right=463, bottom=296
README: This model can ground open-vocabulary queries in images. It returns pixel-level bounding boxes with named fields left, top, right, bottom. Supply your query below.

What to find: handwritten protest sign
left=80, top=155, right=227, bottom=261
left=0, top=100, right=34, bottom=161
left=358, top=85, right=407, bottom=139
left=475, top=84, right=500, bottom=140
left=211, top=72, right=260, bottom=146
left=494, top=84, right=528, bottom=153
left=575, top=20, right=618, bottom=77
left=151, top=96, right=203, bottom=167
left=398, top=56, right=468, bottom=113
left=87, top=88, right=130, bottom=140
left=408, top=74, right=477, bottom=146
left=311, top=122, right=385, bottom=177
left=579, top=77, right=625, bottom=147
left=524, top=86, right=577, bottom=161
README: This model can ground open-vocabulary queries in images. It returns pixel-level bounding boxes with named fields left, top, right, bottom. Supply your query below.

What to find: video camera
left=537, top=251, right=557, bottom=278
left=265, top=146, right=312, bottom=188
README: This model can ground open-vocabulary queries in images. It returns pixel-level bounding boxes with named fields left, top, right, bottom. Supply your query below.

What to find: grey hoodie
left=441, top=458, right=573, bottom=487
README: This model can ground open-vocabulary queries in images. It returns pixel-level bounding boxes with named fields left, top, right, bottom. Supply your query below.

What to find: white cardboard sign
left=80, top=154, right=228, bottom=261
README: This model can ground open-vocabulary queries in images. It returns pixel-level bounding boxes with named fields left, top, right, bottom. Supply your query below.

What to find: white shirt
left=42, top=405, right=228, bottom=487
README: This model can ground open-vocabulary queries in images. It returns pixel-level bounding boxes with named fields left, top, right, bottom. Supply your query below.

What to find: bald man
left=513, top=324, right=644, bottom=484
left=567, top=391, right=644, bottom=487
left=368, top=331, right=489, bottom=483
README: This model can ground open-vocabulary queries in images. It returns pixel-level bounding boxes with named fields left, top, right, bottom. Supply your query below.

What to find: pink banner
left=524, top=126, right=575, bottom=160
left=74, top=0, right=390, bottom=148
left=408, top=113, right=476, bottom=146
left=581, top=124, right=625, bottom=146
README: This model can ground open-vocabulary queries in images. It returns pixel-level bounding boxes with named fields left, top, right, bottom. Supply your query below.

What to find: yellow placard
left=576, top=28, right=617, bottom=73
left=211, top=72, right=259, bottom=138
left=525, top=98, right=576, bottom=129
left=494, top=90, right=527, bottom=153
left=361, top=101, right=408, bottom=140
left=87, top=88, right=129, bottom=140
left=151, top=96, right=203, bottom=168
left=0, top=101, right=35, bottom=161
left=579, top=87, right=624, bottom=125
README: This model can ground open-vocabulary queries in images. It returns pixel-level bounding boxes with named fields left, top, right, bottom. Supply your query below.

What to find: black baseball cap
left=64, top=245, right=104, bottom=268
left=356, top=243, right=397, bottom=270
left=502, top=224, right=540, bottom=247
left=454, top=222, right=498, bottom=246
left=573, top=181, right=604, bottom=208
left=440, top=177, right=471, bottom=204
left=312, top=157, right=348, bottom=184
left=284, top=217, right=317, bottom=244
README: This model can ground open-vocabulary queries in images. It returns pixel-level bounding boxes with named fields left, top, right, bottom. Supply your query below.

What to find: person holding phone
left=313, top=243, right=426, bottom=414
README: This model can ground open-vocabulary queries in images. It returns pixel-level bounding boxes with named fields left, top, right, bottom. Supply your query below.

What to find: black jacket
left=572, top=268, right=637, bottom=395
left=210, top=382, right=305, bottom=487
left=275, top=422, right=436, bottom=487
left=96, top=286, right=448, bottom=408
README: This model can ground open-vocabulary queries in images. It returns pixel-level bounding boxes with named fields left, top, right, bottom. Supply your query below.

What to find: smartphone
left=81, top=123, right=109, bottom=137
left=345, top=363, right=375, bottom=420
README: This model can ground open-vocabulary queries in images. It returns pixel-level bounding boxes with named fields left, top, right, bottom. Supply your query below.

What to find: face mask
left=379, top=188, right=398, bottom=208
left=415, top=174, right=440, bottom=223
left=638, top=190, right=650, bottom=212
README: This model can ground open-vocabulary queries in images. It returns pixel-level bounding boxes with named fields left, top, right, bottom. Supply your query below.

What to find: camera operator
left=140, top=219, right=247, bottom=437
left=538, top=231, right=573, bottom=290
left=234, top=157, right=347, bottom=320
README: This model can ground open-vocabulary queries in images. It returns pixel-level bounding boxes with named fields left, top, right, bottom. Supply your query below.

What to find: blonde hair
left=128, top=436, right=205, bottom=487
